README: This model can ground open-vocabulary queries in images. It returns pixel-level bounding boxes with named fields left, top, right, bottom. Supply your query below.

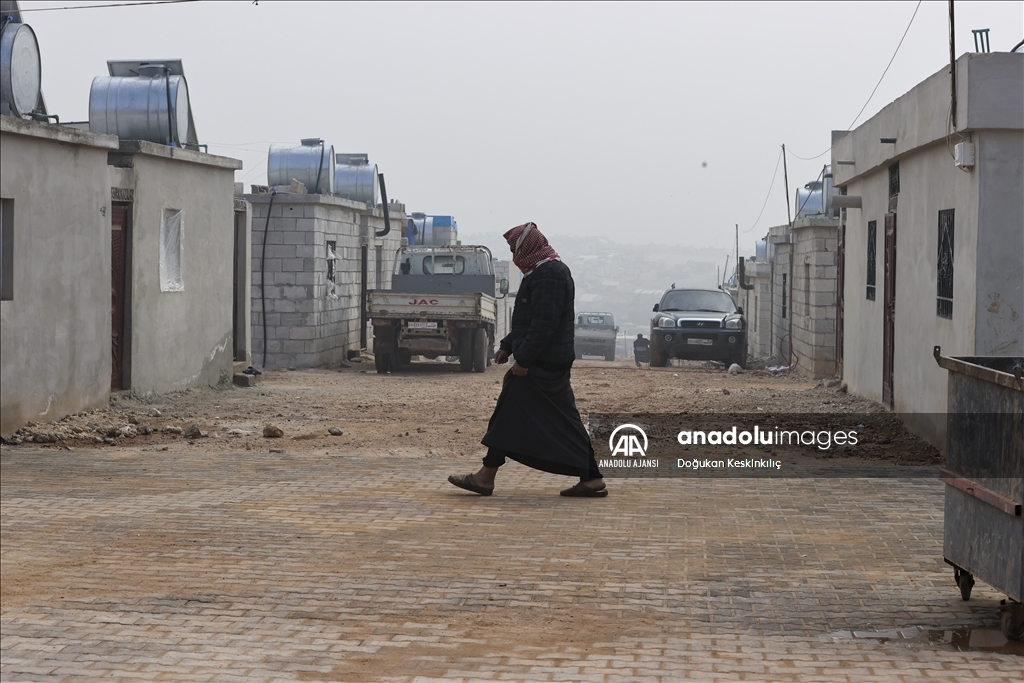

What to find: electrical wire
left=204, top=140, right=294, bottom=147
left=787, top=0, right=923, bottom=161
left=791, top=164, right=826, bottom=220
left=17, top=0, right=197, bottom=12
left=238, top=154, right=269, bottom=182
left=742, top=147, right=783, bottom=233
left=259, top=189, right=277, bottom=369
left=743, top=0, right=922, bottom=236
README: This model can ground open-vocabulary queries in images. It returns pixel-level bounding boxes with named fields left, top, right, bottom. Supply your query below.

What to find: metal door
left=360, top=245, right=368, bottom=349
left=882, top=213, right=896, bottom=409
left=233, top=211, right=246, bottom=361
left=110, top=205, right=128, bottom=390
left=836, top=224, right=845, bottom=374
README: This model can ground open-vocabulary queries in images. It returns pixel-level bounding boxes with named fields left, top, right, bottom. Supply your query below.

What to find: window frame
left=866, top=220, right=877, bottom=301
left=936, top=209, right=954, bottom=319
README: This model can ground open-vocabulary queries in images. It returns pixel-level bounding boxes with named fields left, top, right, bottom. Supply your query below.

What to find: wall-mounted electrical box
left=954, top=142, right=975, bottom=169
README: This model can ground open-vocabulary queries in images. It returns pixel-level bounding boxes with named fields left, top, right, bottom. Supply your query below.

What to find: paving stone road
left=1, top=447, right=1020, bottom=682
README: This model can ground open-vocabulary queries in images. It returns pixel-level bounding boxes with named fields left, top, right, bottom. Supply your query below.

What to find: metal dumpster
left=933, top=347, right=1024, bottom=641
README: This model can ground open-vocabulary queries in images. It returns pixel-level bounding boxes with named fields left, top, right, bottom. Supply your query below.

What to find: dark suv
left=649, top=288, right=747, bottom=368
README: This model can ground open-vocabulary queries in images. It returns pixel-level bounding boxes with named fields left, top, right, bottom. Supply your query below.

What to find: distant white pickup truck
left=368, top=246, right=508, bottom=373
left=574, top=312, right=618, bottom=361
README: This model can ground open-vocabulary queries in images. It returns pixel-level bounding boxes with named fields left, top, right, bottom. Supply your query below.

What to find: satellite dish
left=0, top=22, right=41, bottom=117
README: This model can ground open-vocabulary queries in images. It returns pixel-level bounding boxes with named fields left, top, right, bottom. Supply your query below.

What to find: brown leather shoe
left=448, top=473, right=494, bottom=496
left=560, top=481, right=608, bottom=497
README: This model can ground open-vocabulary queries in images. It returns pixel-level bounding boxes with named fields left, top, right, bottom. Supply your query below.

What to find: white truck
left=368, top=245, right=509, bottom=373
left=574, top=312, right=618, bottom=361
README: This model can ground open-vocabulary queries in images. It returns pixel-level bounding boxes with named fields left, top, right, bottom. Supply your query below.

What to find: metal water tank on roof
left=267, top=140, right=335, bottom=194
left=333, top=153, right=377, bottom=204
left=795, top=166, right=839, bottom=219
left=795, top=180, right=823, bottom=219
left=0, top=21, right=41, bottom=117
left=406, top=214, right=458, bottom=246
left=89, top=70, right=190, bottom=145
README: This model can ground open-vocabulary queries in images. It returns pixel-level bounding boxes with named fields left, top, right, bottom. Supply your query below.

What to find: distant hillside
left=460, top=232, right=734, bottom=332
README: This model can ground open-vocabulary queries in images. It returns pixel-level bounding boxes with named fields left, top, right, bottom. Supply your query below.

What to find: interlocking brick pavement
left=1, top=447, right=1020, bottom=682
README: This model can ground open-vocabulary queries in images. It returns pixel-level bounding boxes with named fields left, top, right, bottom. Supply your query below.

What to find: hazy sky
left=18, top=0, right=1024, bottom=250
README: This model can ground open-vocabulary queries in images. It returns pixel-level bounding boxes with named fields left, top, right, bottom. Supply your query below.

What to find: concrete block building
left=833, top=51, right=1023, bottom=446
left=772, top=217, right=839, bottom=378
left=108, top=141, right=244, bottom=394
left=1, top=118, right=246, bottom=436
left=247, top=193, right=404, bottom=369
left=736, top=258, right=771, bottom=360
left=1, top=118, right=119, bottom=434
left=734, top=216, right=839, bottom=378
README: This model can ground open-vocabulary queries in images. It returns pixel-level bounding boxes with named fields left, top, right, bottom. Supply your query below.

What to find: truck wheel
left=375, top=353, right=391, bottom=374
left=398, top=349, right=412, bottom=367
left=459, top=331, right=473, bottom=372
left=955, top=568, right=974, bottom=601
left=605, top=347, right=615, bottom=362
left=1002, top=604, right=1024, bottom=641
left=473, top=328, right=487, bottom=373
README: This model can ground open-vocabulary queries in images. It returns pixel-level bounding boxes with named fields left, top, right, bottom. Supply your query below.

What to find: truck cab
left=368, top=245, right=509, bottom=373
left=574, top=312, right=618, bottom=361
left=391, top=246, right=500, bottom=296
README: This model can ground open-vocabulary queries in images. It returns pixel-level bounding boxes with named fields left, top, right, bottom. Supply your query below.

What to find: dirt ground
left=8, top=359, right=1004, bottom=683
left=4, top=357, right=940, bottom=466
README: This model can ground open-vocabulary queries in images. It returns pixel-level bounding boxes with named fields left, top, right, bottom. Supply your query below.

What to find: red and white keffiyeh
left=504, top=222, right=560, bottom=275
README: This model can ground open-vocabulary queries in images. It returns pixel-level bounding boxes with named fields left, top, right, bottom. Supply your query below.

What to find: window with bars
left=937, top=209, right=954, bottom=319
left=781, top=273, right=787, bottom=318
left=888, top=162, right=900, bottom=197
left=866, top=221, right=877, bottom=301
left=326, top=240, right=337, bottom=283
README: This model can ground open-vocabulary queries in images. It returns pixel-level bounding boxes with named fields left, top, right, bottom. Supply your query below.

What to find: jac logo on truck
left=408, top=298, right=439, bottom=306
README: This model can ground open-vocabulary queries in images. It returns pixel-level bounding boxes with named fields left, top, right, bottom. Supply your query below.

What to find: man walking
left=447, top=222, right=607, bottom=497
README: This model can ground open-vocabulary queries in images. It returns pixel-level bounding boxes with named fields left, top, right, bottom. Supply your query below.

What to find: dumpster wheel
left=1001, top=603, right=1024, bottom=642
left=954, top=568, right=974, bottom=601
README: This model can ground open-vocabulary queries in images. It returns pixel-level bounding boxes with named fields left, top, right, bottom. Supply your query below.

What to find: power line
left=17, top=0, right=197, bottom=13
left=787, top=0, right=923, bottom=161
left=742, top=147, right=783, bottom=234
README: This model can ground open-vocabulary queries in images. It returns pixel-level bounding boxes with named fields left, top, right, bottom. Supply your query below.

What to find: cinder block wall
left=248, top=194, right=401, bottom=369
left=769, top=231, right=792, bottom=365
left=744, top=262, right=771, bottom=359
left=790, top=219, right=839, bottom=378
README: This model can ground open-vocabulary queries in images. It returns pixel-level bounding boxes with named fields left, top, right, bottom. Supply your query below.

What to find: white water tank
left=89, top=72, right=189, bottom=145
left=0, top=22, right=41, bottom=117
left=333, top=155, right=378, bottom=204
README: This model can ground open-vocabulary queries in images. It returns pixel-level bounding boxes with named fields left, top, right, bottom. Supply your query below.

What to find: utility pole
left=735, top=223, right=739, bottom=273
left=949, top=0, right=957, bottom=128
left=782, top=144, right=792, bottom=226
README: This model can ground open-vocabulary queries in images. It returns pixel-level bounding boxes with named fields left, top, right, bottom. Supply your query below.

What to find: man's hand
left=511, top=361, right=528, bottom=376
left=494, top=349, right=510, bottom=364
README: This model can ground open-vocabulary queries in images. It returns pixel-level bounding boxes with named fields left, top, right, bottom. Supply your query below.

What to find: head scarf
left=504, top=222, right=560, bottom=275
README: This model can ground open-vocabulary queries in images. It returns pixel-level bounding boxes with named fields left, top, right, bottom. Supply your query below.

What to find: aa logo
left=609, top=424, right=648, bottom=458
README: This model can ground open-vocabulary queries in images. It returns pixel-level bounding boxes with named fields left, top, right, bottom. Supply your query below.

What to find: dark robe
left=481, top=260, right=598, bottom=478
left=481, top=366, right=595, bottom=477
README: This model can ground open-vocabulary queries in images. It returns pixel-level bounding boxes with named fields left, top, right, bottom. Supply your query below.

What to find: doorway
left=836, top=224, right=845, bottom=376
left=110, top=204, right=131, bottom=390
left=882, top=213, right=896, bottom=409
left=232, top=209, right=248, bottom=362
